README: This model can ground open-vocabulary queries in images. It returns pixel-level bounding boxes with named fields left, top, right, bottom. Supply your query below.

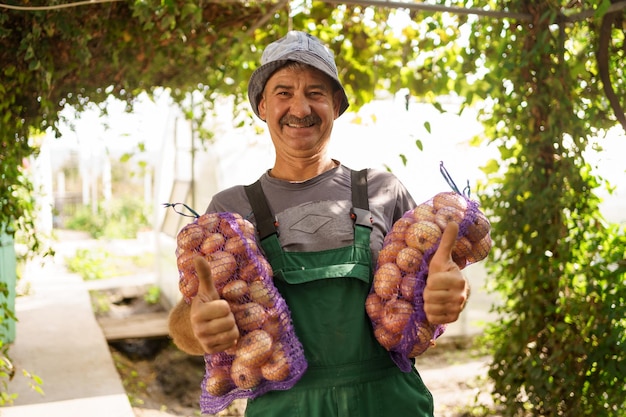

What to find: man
left=168, top=31, right=469, bottom=416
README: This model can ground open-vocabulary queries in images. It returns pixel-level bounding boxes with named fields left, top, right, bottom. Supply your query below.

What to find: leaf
left=432, top=101, right=446, bottom=114
left=480, top=159, right=499, bottom=175
left=415, top=139, right=423, bottom=151
left=423, top=121, right=431, bottom=134
left=27, top=60, right=40, bottom=71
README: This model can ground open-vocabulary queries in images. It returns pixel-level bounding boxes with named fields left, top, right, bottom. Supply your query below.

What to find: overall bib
left=243, top=170, right=433, bottom=417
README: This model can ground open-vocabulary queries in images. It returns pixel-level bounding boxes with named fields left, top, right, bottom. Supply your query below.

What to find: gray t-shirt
left=206, top=163, right=416, bottom=263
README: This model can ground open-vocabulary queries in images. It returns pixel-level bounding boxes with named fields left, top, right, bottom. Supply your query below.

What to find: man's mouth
left=286, top=122, right=314, bottom=128
left=281, top=115, right=321, bottom=128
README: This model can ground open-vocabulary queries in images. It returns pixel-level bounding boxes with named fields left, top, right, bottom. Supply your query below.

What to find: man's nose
left=289, top=93, right=312, bottom=117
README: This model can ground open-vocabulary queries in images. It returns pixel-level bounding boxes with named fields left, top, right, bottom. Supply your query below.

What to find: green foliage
left=0, top=281, right=16, bottom=406
left=90, top=291, right=112, bottom=316
left=65, top=244, right=154, bottom=281
left=111, top=350, right=148, bottom=407
left=22, top=369, right=44, bottom=397
left=66, top=246, right=154, bottom=281
left=461, top=1, right=626, bottom=415
left=66, top=248, right=112, bottom=281
left=0, top=349, right=18, bottom=406
left=64, top=207, right=107, bottom=239
left=143, top=285, right=161, bottom=305
left=65, top=198, right=151, bottom=239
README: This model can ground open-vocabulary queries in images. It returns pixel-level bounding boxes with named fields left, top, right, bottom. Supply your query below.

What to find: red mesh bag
left=170, top=207, right=307, bottom=413
left=367, top=168, right=492, bottom=372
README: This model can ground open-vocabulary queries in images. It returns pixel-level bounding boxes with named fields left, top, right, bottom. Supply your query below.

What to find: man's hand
left=189, top=256, right=239, bottom=353
left=423, top=222, right=469, bottom=325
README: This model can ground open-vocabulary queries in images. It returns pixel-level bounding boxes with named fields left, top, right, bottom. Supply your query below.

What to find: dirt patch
left=96, top=287, right=495, bottom=417
left=111, top=341, right=247, bottom=417
left=91, top=285, right=210, bottom=415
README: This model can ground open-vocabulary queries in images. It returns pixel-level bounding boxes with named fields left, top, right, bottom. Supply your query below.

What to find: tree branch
left=246, top=0, right=290, bottom=36
left=597, top=9, right=626, bottom=133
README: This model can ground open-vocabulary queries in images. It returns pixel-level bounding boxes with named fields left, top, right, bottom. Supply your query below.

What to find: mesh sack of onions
left=172, top=208, right=307, bottom=414
left=366, top=187, right=492, bottom=372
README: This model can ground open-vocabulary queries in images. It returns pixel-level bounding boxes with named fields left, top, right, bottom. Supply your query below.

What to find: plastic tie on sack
left=366, top=162, right=492, bottom=372
left=166, top=203, right=308, bottom=413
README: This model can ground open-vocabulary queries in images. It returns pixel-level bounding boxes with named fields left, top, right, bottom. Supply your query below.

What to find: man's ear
left=258, top=95, right=267, bottom=120
left=333, top=90, right=342, bottom=119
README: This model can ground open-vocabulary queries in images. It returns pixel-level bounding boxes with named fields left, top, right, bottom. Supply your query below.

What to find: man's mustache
left=280, top=114, right=322, bottom=126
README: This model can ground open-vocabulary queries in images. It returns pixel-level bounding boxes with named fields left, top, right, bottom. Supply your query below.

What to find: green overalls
left=243, top=170, right=433, bottom=417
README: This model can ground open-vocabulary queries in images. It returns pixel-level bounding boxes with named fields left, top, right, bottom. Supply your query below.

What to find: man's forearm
left=168, top=300, right=205, bottom=356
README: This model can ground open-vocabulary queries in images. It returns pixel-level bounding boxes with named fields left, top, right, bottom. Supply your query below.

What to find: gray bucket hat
left=247, top=31, right=350, bottom=120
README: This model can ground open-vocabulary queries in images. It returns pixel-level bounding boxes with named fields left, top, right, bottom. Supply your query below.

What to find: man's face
left=258, top=65, right=342, bottom=160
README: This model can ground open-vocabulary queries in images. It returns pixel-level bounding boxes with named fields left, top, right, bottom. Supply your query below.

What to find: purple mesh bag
left=172, top=209, right=307, bottom=414
left=367, top=187, right=492, bottom=372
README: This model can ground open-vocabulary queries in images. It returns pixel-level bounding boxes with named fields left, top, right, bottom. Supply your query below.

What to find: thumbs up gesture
left=423, top=222, right=470, bottom=325
left=189, top=256, right=240, bottom=354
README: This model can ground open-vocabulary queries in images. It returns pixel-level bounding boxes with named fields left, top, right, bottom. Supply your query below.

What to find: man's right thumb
left=193, top=256, right=220, bottom=301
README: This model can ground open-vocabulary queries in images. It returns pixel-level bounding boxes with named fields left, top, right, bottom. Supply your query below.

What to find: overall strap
left=351, top=169, right=373, bottom=229
left=243, top=179, right=276, bottom=240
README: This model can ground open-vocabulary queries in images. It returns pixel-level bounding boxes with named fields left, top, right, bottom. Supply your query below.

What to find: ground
left=94, top=286, right=497, bottom=417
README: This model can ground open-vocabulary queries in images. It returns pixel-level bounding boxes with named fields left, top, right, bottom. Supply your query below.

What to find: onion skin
left=234, top=302, right=267, bottom=332
left=365, top=293, right=385, bottom=322
left=377, top=240, right=405, bottom=265
left=221, top=280, right=249, bottom=302
left=399, top=273, right=418, bottom=301
left=374, top=325, right=401, bottom=350
left=235, top=329, right=273, bottom=367
left=434, top=206, right=464, bottom=232
left=396, top=247, right=424, bottom=273
left=207, top=251, right=237, bottom=288
left=200, top=232, right=226, bottom=255
left=466, top=210, right=490, bottom=243
left=404, top=220, right=442, bottom=252
left=432, top=191, right=468, bottom=212
left=261, top=344, right=291, bottom=382
left=206, top=366, right=235, bottom=396
left=381, top=298, right=413, bottom=334
left=373, top=262, right=402, bottom=300
left=230, top=357, right=263, bottom=390
left=177, top=223, right=205, bottom=251
left=409, top=203, right=437, bottom=223
left=249, top=280, right=276, bottom=308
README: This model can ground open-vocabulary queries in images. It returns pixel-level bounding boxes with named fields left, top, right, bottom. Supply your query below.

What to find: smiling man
left=168, top=31, right=469, bottom=417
